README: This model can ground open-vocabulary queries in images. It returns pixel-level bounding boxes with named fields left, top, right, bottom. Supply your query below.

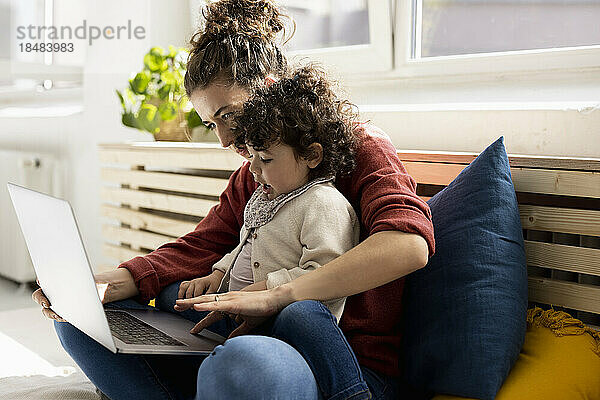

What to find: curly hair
left=184, top=0, right=293, bottom=96
left=234, top=64, right=359, bottom=180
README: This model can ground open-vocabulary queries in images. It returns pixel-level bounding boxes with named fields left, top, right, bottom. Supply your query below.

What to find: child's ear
left=306, top=143, right=323, bottom=169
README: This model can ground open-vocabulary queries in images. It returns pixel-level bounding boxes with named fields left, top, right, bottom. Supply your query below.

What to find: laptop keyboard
left=105, top=310, right=185, bottom=347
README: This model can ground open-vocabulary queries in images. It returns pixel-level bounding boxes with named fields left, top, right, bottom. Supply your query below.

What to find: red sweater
left=119, top=123, right=435, bottom=377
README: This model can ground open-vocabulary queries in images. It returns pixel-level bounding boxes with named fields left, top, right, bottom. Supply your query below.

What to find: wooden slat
left=404, top=162, right=600, bottom=199
left=403, top=162, right=465, bottom=186
left=101, top=168, right=228, bottom=197
left=397, top=152, right=477, bottom=166
left=101, top=205, right=197, bottom=237
left=520, top=205, right=600, bottom=236
left=528, top=277, right=600, bottom=315
left=511, top=168, right=600, bottom=198
left=103, top=225, right=174, bottom=251
left=397, top=150, right=600, bottom=171
left=101, top=187, right=219, bottom=217
left=99, top=145, right=243, bottom=171
left=525, top=240, right=600, bottom=276
left=103, top=243, right=148, bottom=263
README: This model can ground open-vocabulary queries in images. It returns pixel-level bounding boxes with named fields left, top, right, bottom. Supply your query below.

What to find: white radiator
left=0, top=150, right=62, bottom=284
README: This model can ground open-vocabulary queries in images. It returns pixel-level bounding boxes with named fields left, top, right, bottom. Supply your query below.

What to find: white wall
left=344, top=68, right=600, bottom=157
left=361, top=107, right=600, bottom=158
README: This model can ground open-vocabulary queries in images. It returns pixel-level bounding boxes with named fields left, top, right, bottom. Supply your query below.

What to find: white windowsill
left=343, top=64, right=600, bottom=109
left=358, top=101, right=600, bottom=113
left=0, top=104, right=83, bottom=118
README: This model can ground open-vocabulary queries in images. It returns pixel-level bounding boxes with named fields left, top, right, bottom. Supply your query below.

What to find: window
left=283, top=0, right=370, bottom=50
left=1, top=0, right=83, bottom=89
left=264, top=1, right=600, bottom=81
left=393, top=0, right=600, bottom=78
left=278, top=0, right=393, bottom=73
left=417, top=0, right=600, bottom=58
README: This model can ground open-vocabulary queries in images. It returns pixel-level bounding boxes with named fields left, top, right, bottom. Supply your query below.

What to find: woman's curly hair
left=184, top=0, right=293, bottom=95
left=234, top=64, right=359, bottom=180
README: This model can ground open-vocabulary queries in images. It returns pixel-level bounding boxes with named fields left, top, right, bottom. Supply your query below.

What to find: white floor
left=0, top=276, right=78, bottom=370
left=0, top=276, right=99, bottom=399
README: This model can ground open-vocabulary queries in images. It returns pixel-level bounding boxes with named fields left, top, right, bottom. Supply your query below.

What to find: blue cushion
left=401, top=137, right=527, bottom=400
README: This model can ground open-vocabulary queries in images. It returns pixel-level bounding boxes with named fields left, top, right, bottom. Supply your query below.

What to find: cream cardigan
left=213, top=182, right=359, bottom=321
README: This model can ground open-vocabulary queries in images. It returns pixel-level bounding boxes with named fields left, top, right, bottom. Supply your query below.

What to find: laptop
left=7, top=182, right=225, bottom=355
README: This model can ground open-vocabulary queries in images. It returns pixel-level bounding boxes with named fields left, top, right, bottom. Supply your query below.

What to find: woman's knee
left=54, top=321, right=93, bottom=357
left=196, top=335, right=318, bottom=399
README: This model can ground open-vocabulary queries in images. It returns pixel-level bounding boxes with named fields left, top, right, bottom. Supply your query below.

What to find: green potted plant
left=116, top=45, right=206, bottom=141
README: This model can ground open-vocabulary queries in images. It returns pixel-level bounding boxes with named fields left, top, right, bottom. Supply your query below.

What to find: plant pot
left=154, top=111, right=190, bottom=142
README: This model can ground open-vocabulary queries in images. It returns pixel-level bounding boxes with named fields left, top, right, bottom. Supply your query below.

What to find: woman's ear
left=305, top=143, right=323, bottom=169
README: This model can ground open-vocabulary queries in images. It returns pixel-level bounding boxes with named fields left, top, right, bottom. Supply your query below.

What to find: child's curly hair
left=234, top=64, right=358, bottom=180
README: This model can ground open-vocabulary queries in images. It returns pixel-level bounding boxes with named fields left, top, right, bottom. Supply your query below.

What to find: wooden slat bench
left=99, top=143, right=600, bottom=327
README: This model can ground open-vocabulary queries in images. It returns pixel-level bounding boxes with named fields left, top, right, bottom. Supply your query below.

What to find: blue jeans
left=54, top=282, right=400, bottom=400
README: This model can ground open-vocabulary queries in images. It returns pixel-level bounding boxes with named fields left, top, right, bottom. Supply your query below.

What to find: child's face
left=247, top=143, right=312, bottom=200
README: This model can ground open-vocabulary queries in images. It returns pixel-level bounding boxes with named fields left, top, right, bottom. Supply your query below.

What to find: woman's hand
left=176, top=270, right=225, bottom=300
left=175, top=285, right=294, bottom=338
left=33, top=267, right=138, bottom=322
left=32, top=286, right=66, bottom=322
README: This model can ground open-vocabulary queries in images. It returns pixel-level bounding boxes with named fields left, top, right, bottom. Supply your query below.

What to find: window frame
left=286, top=0, right=394, bottom=74
left=3, top=0, right=83, bottom=86
left=393, top=0, right=600, bottom=78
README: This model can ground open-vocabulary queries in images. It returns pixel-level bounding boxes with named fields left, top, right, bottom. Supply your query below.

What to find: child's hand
left=177, top=270, right=225, bottom=300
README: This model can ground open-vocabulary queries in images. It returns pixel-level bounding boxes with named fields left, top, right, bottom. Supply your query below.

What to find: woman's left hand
left=175, top=287, right=293, bottom=338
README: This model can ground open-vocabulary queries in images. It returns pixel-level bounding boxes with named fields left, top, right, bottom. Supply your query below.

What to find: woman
left=34, top=1, right=434, bottom=399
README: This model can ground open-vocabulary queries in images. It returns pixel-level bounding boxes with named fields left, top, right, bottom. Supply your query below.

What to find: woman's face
left=190, top=83, right=250, bottom=158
